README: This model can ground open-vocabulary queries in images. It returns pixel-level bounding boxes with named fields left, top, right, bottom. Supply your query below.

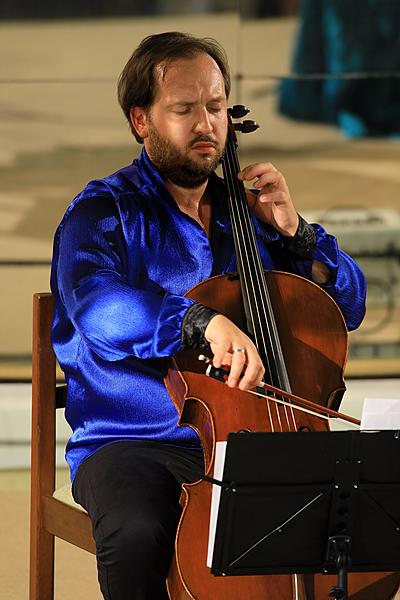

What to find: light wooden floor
left=3, top=470, right=400, bottom=600
left=0, top=470, right=103, bottom=600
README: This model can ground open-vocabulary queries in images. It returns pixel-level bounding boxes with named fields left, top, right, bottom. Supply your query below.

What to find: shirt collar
left=128, top=148, right=278, bottom=242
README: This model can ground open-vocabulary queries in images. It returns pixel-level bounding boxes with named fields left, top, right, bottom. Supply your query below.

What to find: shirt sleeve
left=288, top=224, right=366, bottom=331
left=53, top=195, right=195, bottom=361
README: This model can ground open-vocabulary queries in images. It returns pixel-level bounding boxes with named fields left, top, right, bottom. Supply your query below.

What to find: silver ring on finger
left=233, top=348, right=245, bottom=354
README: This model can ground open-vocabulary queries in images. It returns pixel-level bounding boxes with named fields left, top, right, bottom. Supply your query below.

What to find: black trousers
left=72, top=440, right=204, bottom=600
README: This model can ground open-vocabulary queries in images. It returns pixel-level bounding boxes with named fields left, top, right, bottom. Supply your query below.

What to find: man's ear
left=130, top=107, right=149, bottom=139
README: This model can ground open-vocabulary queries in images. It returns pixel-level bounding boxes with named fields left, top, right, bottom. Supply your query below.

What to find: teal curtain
left=279, top=0, right=400, bottom=137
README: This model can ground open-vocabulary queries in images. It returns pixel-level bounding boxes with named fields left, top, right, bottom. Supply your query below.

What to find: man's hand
left=204, top=314, right=264, bottom=391
left=238, top=162, right=299, bottom=236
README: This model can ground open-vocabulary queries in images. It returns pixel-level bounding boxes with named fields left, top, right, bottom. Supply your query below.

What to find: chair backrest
left=31, top=292, right=58, bottom=503
left=31, top=291, right=68, bottom=497
left=30, top=293, right=94, bottom=600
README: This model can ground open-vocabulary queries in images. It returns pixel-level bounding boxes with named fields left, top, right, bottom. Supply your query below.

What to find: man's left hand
left=238, top=162, right=299, bottom=236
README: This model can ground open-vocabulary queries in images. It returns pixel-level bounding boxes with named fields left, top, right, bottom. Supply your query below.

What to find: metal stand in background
left=209, top=430, right=400, bottom=600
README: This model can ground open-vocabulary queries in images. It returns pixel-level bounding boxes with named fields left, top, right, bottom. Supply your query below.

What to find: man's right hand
left=204, top=314, right=264, bottom=391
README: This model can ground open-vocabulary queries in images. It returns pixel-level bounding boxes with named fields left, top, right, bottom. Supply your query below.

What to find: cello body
left=165, top=272, right=400, bottom=599
left=166, top=271, right=344, bottom=600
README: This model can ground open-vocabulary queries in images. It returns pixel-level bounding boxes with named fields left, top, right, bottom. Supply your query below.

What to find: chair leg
left=29, top=526, right=55, bottom=600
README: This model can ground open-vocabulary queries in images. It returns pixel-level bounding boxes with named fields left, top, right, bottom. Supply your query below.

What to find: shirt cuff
left=282, top=214, right=316, bottom=259
left=181, top=303, right=219, bottom=350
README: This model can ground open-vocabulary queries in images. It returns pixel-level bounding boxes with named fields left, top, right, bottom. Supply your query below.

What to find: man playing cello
left=51, top=32, right=366, bottom=600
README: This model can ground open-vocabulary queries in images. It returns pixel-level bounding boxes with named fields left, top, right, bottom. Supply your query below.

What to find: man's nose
left=193, top=107, right=213, bottom=134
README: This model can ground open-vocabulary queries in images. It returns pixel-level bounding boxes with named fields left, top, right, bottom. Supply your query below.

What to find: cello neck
left=221, top=110, right=291, bottom=392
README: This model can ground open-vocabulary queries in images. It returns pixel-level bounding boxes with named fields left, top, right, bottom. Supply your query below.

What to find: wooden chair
left=29, top=292, right=96, bottom=600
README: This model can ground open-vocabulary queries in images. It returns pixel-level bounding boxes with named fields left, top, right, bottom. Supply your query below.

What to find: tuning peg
left=234, top=120, right=259, bottom=133
left=228, top=105, right=249, bottom=118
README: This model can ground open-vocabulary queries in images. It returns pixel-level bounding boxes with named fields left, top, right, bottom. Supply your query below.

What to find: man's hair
left=117, top=31, right=231, bottom=143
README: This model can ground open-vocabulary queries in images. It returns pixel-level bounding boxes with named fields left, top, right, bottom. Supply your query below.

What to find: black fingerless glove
left=283, top=214, right=316, bottom=259
left=181, top=303, right=219, bottom=350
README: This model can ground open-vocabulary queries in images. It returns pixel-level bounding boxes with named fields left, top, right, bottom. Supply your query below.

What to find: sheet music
left=361, top=397, right=400, bottom=430
left=207, top=440, right=227, bottom=568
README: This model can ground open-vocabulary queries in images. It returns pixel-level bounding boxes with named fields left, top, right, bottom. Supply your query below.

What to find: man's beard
left=147, top=124, right=225, bottom=189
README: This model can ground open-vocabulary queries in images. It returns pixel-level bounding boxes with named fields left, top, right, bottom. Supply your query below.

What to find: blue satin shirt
left=51, top=149, right=366, bottom=481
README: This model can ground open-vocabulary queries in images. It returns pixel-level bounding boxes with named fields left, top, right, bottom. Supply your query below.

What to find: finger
left=210, top=343, right=230, bottom=368
left=239, top=357, right=265, bottom=391
left=253, top=171, right=283, bottom=189
left=239, top=162, right=278, bottom=179
left=257, top=191, right=288, bottom=204
left=235, top=346, right=263, bottom=390
left=219, top=351, right=233, bottom=372
left=238, top=162, right=278, bottom=181
left=226, top=347, right=247, bottom=387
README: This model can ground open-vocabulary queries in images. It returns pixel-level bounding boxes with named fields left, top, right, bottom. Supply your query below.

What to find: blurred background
left=1, top=1, right=399, bottom=597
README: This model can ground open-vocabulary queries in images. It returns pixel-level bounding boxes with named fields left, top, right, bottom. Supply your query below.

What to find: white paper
left=207, top=441, right=227, bottom=568
left=360, top=397, right=400, bottom=430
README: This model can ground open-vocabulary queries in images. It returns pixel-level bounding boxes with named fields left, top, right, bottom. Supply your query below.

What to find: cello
left=165, top=106, right=400, bottom=600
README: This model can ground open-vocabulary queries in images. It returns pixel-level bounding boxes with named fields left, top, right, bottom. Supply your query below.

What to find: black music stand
left=209, top=430, right=400, bottom=600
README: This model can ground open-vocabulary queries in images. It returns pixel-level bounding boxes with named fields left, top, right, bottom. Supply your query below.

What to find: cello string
left=250, top=390, right=359, bottom=428
left=294, top=574, right=299, bottom=600
left=222, top=140, right=271, bottom=378
left=226, top=136, right=299, bottom=432
left=227, top=142, right=288, bottom=388
left=265, top=391, right=275, bottom=433
left=201, top=353, right=358, bottom=427
left=225, top=141, right=272, bottom=361
left=224, top=139, right=278, bottom=387
left=225, top=125, right=317, bottom=434
left=224, top=137, right=290, bottom=394
left=230, top=157, right=290, bottom=400
left=224, top=138, right=289, bottom=431
left=223, top=142, right=261, bottom=355
left=224, top=133, right=290, bottom=431
left=258, top=392, right=329, bottom=422
left=223, top=139, right=281, bottom=431
left=273, top=391, right=283, bottom=431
